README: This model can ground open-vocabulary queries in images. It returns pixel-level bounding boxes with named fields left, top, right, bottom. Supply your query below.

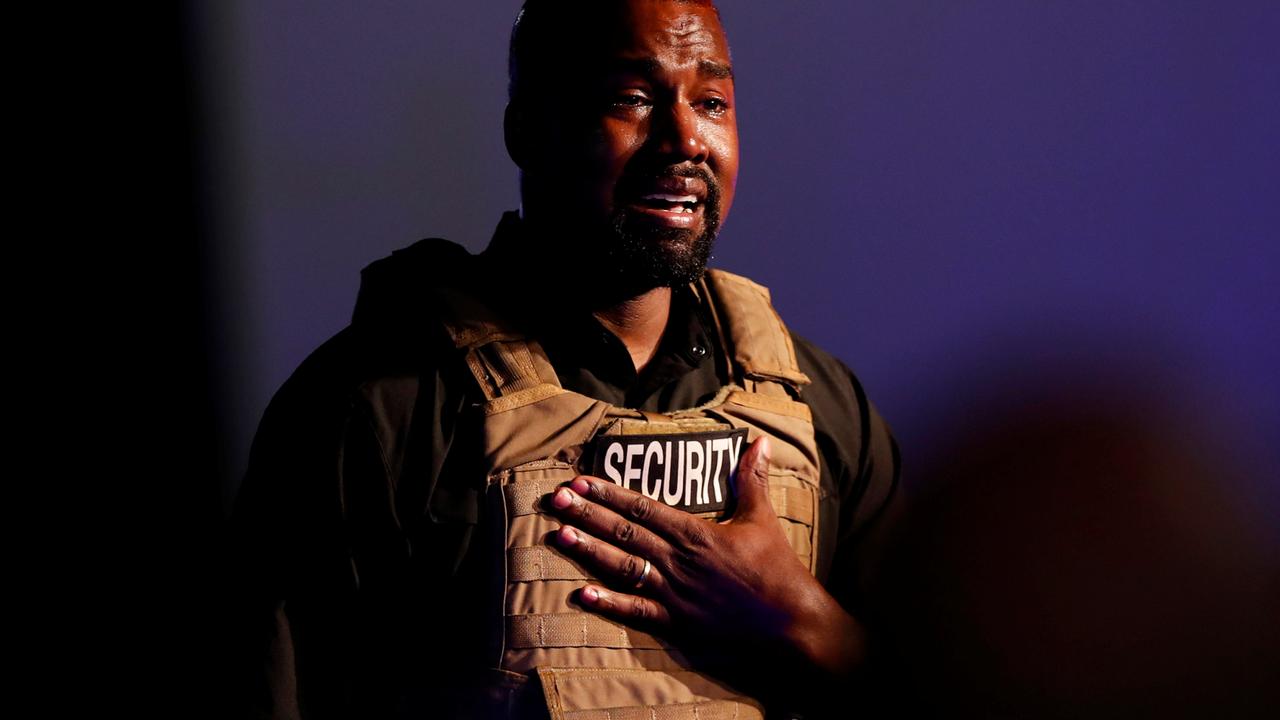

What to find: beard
left=598, top=166, right=723, bottom=292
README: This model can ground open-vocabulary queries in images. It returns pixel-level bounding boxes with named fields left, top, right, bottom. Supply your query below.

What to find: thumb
left=730, top=436, right=775, bottom=522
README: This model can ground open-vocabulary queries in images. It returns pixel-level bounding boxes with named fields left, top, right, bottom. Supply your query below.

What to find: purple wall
left=202, top=0, right=1277, bottom=507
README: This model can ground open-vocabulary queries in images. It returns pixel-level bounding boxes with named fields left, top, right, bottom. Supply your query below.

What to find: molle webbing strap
left=433, top=286, right=557, bottom=401
left=504, top=478, right=564, bottom=518
left=771, top=485, right=816, bottom=526
left=433, top=286, right=514, bottom=350
left=467, top=340, right=549, bottom=400
left=537, top=667, right=765, bottom=720
left=562, top=701, right=763, bottom=720
left=724, top=389, right=812, bottom=422
left=702, top=270, right=811, bottom=392
left=508, top=613, right=672, bottom=650
left=509, top=546, right=590, bottom=583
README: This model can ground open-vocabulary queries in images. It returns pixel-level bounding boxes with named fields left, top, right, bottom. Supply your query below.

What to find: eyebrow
left=698, top=59, right=734, bottom=80
left=604, top=57, right=734, bottom=81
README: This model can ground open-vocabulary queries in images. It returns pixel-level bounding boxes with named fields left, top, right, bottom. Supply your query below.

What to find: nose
left=651, top=102, right=709, bottom=165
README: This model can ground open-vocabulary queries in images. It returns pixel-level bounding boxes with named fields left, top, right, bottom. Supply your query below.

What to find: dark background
left=141, top=1, right=1278, bottom=715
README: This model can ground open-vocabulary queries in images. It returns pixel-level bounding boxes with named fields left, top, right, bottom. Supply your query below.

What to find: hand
left=547, top=436, right=866, bottom=680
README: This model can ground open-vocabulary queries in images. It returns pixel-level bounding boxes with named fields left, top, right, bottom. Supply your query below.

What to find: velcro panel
left=502, top=467, right=812, bottom=525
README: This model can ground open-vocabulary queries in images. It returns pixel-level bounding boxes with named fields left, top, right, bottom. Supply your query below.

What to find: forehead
left=595, top=1, right=730, bottom=67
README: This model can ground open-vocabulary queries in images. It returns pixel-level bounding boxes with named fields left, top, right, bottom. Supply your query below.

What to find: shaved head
left=508, top=0, right=722, bottom=104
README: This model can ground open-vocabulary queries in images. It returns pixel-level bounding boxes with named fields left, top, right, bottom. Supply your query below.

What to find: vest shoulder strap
left=426, top=261, right=811, bottom=401
left=361, top=239, right=556, bottom=401
left=701, top=269, right=812, bottom=393
left=432, top=286, right=559, bottom=401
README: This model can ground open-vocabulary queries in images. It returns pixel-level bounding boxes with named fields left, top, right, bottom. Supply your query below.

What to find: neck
left=594, top=287, right=672, bottom=374
left=510, top=211, right=679, bottom=373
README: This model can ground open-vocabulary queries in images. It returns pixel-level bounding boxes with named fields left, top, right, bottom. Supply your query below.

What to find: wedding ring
left=633, top=558, right=652, bottom=589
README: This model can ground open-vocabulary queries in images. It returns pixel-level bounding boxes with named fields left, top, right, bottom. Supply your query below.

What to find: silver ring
left=633, top=558, right=652, bottom=589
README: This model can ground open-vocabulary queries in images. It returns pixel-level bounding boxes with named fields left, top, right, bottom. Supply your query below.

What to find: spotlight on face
left=510, top=0, right=739, bottom=292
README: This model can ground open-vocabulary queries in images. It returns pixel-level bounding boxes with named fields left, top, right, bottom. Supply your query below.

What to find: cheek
left=591, top=122, right=645, bottom=171
left=719, top=179, right=737, bottom=218
left=710, top=133, right=740, bottom=215
left=588, top=123, right=646, bottom=200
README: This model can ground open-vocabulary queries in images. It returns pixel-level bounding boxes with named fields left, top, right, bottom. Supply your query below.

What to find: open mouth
left=636, top=193, right=701, bottom=214
left=628, top=193, right=705, bottom=229
left=619, top=172, right=712, bottom=229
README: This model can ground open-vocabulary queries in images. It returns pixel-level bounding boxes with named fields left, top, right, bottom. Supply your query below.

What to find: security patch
left=590, top=428, right=748, bottom=514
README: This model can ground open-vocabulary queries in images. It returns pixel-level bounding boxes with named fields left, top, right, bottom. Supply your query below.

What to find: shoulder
left=789, top=332, right=866, bottom=412
left=249, top=237, right=480, bottom=473
left=789, top=329, right=901, bottom=535
left=261, top=323, right=441, bottom=431
left=788, top=331, right=876, bottom=463
left=273, top=236, right=479, bottom=411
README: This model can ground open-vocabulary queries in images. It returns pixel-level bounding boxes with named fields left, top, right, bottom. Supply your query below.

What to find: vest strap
left=508, top=613, right=672, bottom=650
left=536, top=667, right=765, bottom=720
left=561, top=700, right=762, bottom=720
left=436, top=269, right=812, bottom=402
left=433, top=286, right=559, bottom=402
left=509, top=546, right=590, bottom=583
left=702, top=270, right=811, bottom=392
left=504, top=478, right=565, bottom=518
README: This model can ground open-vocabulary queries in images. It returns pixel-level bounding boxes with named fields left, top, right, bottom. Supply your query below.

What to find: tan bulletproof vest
left=436, top=269, right=823, bottom=720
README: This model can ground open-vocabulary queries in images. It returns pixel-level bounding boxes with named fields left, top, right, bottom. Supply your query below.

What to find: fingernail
left=552, top=488, right=574, bottom=509
left=557, top=526, right=579, bottom=546
left=581, top=586, right=599, bottom=603
left=570, top=477, right=590, bottom=494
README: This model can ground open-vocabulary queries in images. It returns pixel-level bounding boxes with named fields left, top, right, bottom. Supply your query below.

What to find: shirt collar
left=481, top=211, right=718, bottom=404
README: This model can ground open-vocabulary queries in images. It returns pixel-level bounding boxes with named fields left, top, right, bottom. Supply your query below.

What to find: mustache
left=617, top=165, right=721, bottom=206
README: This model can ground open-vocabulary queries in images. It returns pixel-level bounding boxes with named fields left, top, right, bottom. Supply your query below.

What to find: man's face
left=521, top=0, right=739, bottom=290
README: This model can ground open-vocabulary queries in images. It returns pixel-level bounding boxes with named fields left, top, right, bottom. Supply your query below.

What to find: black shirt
left=225, top=212, right=901, bottom=718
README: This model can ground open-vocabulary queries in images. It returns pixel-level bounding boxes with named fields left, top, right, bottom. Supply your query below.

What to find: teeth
left=641, top=193, right=698, bottom=204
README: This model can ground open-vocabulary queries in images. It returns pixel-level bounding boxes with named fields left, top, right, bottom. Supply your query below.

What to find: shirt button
left=690, top=344, right=707, bottom=358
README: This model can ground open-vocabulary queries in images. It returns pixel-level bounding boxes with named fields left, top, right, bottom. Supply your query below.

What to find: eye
left=611, top=92, right=651, bottom=110
left=699, top=96, right=731, bottom=116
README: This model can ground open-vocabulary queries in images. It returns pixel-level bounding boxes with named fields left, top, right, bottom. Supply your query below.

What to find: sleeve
left=221, top=369, right=387, bottom=719
left=788, top=332, right=903, bottom=616
left=220, top=317, right=483, bottom=719
left=783, top=333, right=903, bottom=718
left=829, top=376, right=903, bottom=617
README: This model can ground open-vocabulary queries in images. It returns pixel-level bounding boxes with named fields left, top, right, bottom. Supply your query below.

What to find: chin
left=609, top=212, right=717, bottom=289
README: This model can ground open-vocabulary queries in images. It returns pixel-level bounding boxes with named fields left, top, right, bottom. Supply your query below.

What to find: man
left=226, top=1, right=900, bottom=718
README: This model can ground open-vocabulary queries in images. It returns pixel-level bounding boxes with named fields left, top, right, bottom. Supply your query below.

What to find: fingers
left=728, top=436, right=775, bottom=523
left=578, top=584, right=673, bottom=629
left=554, top=525, right=668, bottom=596
left=550, top=477, right=694, bottom=551
left=552, top=498, right=676, bottom=633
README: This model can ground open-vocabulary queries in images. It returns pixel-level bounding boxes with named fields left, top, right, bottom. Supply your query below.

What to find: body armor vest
left=436, top=269, right=823, bottom=719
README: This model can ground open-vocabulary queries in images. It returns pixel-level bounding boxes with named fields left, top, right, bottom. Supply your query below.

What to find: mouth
left=621, top=168, right=711, bottom=230
left=629, top=193, right=704, bottom=228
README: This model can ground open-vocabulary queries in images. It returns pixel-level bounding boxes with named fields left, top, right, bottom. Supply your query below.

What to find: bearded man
left=226, top=2, right=900, bottom=717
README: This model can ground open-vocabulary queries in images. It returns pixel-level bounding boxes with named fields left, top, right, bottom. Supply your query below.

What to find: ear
left=504, top=102, right=528, bottom=170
